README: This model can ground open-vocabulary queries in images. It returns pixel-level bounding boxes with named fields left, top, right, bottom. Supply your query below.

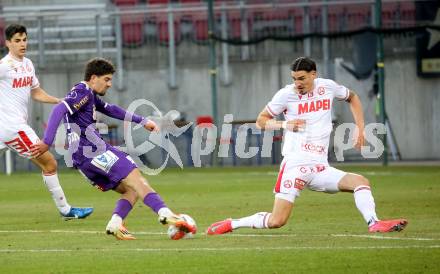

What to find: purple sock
left=113, top=199, right=133, bottom=219
left=143, top=192, right=167, bottom=214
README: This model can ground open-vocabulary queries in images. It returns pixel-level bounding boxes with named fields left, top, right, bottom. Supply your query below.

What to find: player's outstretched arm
left=30, top=102, right=68, bottom=157
left=31, top=87, right=61, bottom=104
left=256, top=108, right=305, bottom=132
left=346, top=90, right=365, bottom=150
left=95, top=99, right=159, bottom=132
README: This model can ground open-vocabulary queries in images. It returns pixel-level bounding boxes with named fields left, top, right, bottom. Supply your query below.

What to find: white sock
left=158, top=207, right=174, bottom=218
left=353, top=185, right=379, bottom=226
left=106, top=214, right=123, bottom=232
left=42, top=173, right=71, bottom=215
left=231, top=212, right=271, bottom=229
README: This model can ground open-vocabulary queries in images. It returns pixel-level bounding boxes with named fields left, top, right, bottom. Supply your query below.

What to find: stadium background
left=0, top=2, right=439, bottom=273
left=0, top=0, right=439, bottom=171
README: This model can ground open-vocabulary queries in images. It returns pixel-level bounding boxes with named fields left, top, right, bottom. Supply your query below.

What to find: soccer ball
left=167, top=214, right=197, bottom=240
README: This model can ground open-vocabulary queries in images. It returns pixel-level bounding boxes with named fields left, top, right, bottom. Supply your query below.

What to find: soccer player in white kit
left=0, top=24, right=93, bottom=219
left=207, top=57, right=407, bottom=234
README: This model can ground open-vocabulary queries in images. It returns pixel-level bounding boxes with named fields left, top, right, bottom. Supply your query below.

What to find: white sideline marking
left=0, top=245, right=439, bottom=253
left=229, top=234, right=438, bottom=241
left=331, top=234, right=437, bottom=241
left=0, top=230, right=438, bottom=241
left=0, top=230, right=166, bottom=235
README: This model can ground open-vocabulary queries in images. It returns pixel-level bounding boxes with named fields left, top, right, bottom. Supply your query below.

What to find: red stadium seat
left=113, top=0, right=139, bottom=6
left=196, top=116, right=214, bottom=126
left=251, top=8, right=290, bottom=36
left=228, top=11, right=245, bottom=39
left=191, top=13, right=208, bottom=41
left=147, top=0, right=169, bottom=5
left=327, top=5, right=345, bottom=33
left=121, top=14, right=145, bottom=46
left=0, top=19, right=5, bottom=47
left=345, top=4, right=370, bottom=30
left=308, top=6, right=322, bottom=33
left=399, top=2, right=416, bottom=26
left=288, top=7, right=304, bottom=34
left=382, top=2, right=399, bottom=28
left=157, top=14, right=182, bottom=45
left=179, top=0, right=201, bottom=3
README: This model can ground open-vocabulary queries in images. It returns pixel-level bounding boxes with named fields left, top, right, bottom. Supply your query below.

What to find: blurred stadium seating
left=0, top=0, right=417, bottom=65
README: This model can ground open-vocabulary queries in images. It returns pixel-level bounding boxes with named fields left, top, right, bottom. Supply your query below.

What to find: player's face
left=91, top=74, right=113, bottom=95
left=291, top=70, right=316, bottom=94
left=6, top=32, right=28, bottom=59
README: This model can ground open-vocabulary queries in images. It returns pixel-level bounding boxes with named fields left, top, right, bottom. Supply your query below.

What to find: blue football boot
left=61, top=207, right=94, bottom=220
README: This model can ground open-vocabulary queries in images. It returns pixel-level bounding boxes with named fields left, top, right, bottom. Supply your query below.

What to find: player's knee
left=43, top=157, right=58, bottom=174
left=125, top=189, right=138, bottom=204
left=127, top=190, right=138, bottom=203
left=357, top=175, right=370, bottom=187
left=268, top=217, right=287, bottom=229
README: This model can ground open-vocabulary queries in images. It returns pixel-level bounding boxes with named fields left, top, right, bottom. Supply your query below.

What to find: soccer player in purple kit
left=31, top=58, right=196, bottom=240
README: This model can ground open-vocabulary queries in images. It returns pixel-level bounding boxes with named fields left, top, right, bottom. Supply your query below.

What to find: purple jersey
left=62, top=81, right=113, bottom=166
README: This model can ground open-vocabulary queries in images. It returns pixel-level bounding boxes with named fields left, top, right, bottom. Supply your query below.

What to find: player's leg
left=83, top=148, right=195, bottom=239
left=119, top=168, right=196, bottom=234
left=337, top=172, right=379, bottom=225
left=31, top=151, right=71, bottom=215
left=313, top=167, right=407, bottom=232
left=108, top=183, right=138, bottom=227
left=338, top=172, right=407, bottom=232
left=3, top=126, right=92, bottom=219
left=207, top=160, right=301, bottom=235
left=206, top=197, right=294, bottom=235
left=31, top=151, right=94, bottom=219
left=105, top=183, right=138, bottom=240
left=311, top=167, right=379, bottom=227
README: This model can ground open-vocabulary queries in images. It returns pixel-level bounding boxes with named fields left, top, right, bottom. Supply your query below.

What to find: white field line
left=247, top=171, right=440, bottom=177
left=330, top=234, right=437, bottom=241
left=0, top=245, right=439, bottom=253
left=0, top=230, right=438, bottom=241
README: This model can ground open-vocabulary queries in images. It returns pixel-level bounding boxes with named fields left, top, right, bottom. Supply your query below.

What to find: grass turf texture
left=0, top=165, right=439, bottom=273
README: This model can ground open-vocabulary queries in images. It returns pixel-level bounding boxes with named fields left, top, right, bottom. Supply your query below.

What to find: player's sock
left=143, top=192, right=168, bottom=214
left=353, top=185, right=379, bottom=226
left=106, top=214, right=123, bottom=232
left=231, top=212, right=271, bottom=229
left=42, top=173, right=71, bottom=215
left=157, top=207, right=174, bottom=219
left=113, top=199, right=133, bottom=219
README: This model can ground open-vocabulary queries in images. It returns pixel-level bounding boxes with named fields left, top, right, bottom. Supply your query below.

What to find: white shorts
left=0, top=123, right=40, bottom=159
left=273, top=158, right=347, bottom=203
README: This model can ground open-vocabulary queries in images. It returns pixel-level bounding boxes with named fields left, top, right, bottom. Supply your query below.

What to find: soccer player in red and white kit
left=207, top=57, right=407, bottom=234
left=0, top=24, right=93, bottom=219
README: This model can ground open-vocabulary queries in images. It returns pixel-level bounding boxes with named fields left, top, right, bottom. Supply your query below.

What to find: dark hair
left=84, top=58, right=115, bottom=81
left=5, top=24, right=27, bottom=41
left=290, top=57, right=316, bottom=72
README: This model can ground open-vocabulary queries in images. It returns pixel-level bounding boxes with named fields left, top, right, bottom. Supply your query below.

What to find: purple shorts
left=76, top=147, right=137, bottom=192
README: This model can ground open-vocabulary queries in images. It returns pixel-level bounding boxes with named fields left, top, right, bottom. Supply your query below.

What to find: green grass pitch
left=0, top=165, right=439, bottom=273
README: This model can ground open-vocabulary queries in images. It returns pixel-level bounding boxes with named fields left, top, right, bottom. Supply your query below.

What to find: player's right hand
left=144, top=120, right=160, bottom=132
left=30, top=141, right=50, bottom=158
left=287, top=119, right=306, bottom=132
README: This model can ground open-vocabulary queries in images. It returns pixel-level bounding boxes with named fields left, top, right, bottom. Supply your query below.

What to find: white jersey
left=0, top=54, right=40, bottom=125
left=266, top=78, right=349, bottom=165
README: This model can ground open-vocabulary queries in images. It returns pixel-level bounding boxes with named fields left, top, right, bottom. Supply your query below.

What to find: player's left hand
left=353, top=126, right=365, bottom=150
left=30, top=141, right=50, bottom=158
left=144, top=120, right=159, bottom=132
